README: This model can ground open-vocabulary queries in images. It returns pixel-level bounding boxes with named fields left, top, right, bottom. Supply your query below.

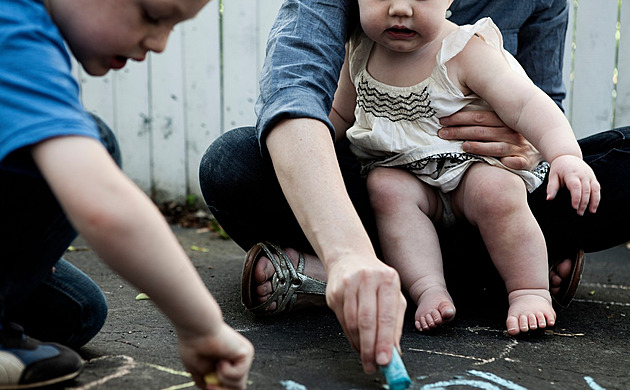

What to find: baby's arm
left=31, top=136, right=253, bottom=389
left=452, top=37, right=600, bottom=214
left=329, top=46, right=357, bottom=141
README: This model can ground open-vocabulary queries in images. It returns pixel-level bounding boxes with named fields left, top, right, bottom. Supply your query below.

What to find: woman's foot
left=253, top=246, right=328, bottom=312
left=409, top=281, right=456, bottom=332
left=549, top=258, right=573, bottom=295
left=549, top=250, right=585, bottom=309
left=506, top=289, right=555, bottom=336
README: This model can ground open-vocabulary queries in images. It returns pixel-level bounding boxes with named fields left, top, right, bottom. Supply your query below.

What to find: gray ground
left=52, top=226, right=630, bottom=390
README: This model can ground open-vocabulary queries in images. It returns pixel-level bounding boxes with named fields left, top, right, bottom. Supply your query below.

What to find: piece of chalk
left=204, top=372, right=220, bottom=386
left=379, top=347, right=411, bottom=390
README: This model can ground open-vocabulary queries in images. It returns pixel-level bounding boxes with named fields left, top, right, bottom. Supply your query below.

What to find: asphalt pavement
left=53, top=226, right=630, bottom=390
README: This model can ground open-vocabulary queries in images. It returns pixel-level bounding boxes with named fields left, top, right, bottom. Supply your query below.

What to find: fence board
left=149, top=27, right=188, bottom=203
left=615, top=1, right=630, bottom=129
left=181, top=1, right=222, bottom=199
left=77, top=71, right=115, bottom=131
left=562, top=0, right=575, bottom=118
left=112, top=62, right=152, bottom=194
left=74, top=0, right=626, bottom=202
left=569, top=0, right=619, bottom=138
left=222, top=0, right=260, bottom=131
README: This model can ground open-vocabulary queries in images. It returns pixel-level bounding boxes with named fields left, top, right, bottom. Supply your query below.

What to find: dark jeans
left=0, top=114, right=120, bottom=348
left=199, top=126, right=630, bottom=287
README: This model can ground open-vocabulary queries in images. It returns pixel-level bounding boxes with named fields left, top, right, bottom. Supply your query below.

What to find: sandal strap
left=248, top=242, right=326, bottom=315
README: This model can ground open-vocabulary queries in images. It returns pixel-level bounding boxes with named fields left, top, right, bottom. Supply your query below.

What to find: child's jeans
left=0, top=114, right=120, bottom=349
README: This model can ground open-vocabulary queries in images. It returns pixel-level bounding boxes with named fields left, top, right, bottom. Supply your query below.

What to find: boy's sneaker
left=0, top=322, right=83, bottom=389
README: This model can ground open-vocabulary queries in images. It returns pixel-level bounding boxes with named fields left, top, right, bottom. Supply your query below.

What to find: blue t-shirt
left=0, top=0, right=99, bottom=174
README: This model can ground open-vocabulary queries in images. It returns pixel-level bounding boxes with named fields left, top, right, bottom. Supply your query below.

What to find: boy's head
left=44, top=0, right=209, bottom=76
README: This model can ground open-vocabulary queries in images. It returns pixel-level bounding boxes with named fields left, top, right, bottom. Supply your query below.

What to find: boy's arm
left=31, top=136, right=253, bottom=388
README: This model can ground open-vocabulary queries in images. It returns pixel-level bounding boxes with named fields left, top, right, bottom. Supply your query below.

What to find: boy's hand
left=178, top=323, right=254, bottom=389
left=546, top=155, right=601, bottom=215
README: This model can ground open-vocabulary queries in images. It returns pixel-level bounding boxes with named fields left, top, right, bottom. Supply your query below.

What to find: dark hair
left=347, top=0, right=360, bottom=40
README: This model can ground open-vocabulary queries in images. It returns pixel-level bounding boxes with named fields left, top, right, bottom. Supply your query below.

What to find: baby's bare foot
left=412, top=285, right=456, bottom=332
left=253, top=247, right=327, bottom=311
left=506, top=289, right=556, bottom=336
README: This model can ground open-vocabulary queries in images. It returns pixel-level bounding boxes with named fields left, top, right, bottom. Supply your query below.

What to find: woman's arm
left=266, top=118, right=406, bottom=374
left=256, top=0, right=407, bottom=373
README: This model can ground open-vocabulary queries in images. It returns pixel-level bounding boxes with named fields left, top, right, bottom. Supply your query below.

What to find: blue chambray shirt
left=255, top=0, right=568, bottom=153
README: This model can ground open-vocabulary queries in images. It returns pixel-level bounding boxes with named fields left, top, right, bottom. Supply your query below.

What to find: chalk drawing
left=574, top=298, right=630, bottom=307
left=584, top=376, right=607, bottom=390
left=408, top=338, right=519, bottom=365
left=280, top=379, right=308, bottom=390
left=420, top=379, right=503, bottom=389
left=582, top=282, right=630, bottom=291
left=468, top=370, right=527, bottom=390
left=64, top=353, right=610, bottom=390
left=67, top=355, right=136, bottom=390
left=416, top=370, right=609, bottom=390
left=418, top=370, right=528, bottom=389
left=66, top=355, right=198, bottom=390
left=161, top=382, right=195, bottom=390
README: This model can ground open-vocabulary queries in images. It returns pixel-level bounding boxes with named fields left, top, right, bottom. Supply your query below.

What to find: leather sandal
left=550, top=249, right=585, bottom=310
left=241, top=242, right=327, bottom=315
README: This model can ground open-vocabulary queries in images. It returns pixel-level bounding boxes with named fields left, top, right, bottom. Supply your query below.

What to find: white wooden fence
left=74, top=0, right=630, bottom=203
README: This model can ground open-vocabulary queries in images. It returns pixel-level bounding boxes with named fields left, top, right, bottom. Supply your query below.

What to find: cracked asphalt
left=52, top=226, right=630, bottom=390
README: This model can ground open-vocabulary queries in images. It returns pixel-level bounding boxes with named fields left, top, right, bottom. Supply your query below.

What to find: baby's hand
left=546, top=155, right=601, bottom=215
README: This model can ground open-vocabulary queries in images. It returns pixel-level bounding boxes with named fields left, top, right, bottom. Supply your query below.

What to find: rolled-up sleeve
left=255, top=0, right=351, bottom=153
left=516, top=0, right=568, bottom=108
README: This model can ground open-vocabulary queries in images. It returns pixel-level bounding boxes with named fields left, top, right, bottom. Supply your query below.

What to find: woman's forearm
left=266, top=118, right=376, bottom=268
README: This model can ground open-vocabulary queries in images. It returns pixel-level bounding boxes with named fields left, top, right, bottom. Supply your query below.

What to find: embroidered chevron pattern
left=356, top=74, right=436, bottom=122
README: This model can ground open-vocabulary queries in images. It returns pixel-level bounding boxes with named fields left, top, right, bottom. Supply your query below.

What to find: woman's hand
left=325, top=255, right=407, bottom=375
left=439, top=110, right=543, bottom=170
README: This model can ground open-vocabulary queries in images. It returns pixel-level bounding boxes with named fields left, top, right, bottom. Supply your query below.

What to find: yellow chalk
left=204, top=372, right=220, bottom=386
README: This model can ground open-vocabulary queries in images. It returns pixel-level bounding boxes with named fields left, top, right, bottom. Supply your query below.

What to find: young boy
left=0, top=0, right=253, bottom=389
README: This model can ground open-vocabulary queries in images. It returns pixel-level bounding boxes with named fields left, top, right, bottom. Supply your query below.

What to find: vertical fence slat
left=569, top=0, right=619, bottom=138
left=77, top=70, right=115, bottom=133
left=222, top=0, right=259, bottom=131
left=614, top=1, right=630, bottom=129
left=113, top=62, right=152, bottom=194
left=76, top=2, right=624, bottom=203
left=182, top=2, right=222, bottom=199
left=562, top=1, right=575, bottom=118
left=149, top=28, right=187, bottom=202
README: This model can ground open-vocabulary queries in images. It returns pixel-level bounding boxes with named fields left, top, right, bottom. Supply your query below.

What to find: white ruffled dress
left=346, top=18, right=548, bottom=193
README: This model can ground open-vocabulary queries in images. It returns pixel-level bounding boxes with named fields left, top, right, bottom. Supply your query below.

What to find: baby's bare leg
left=367, top=168, right=455, bottom=332
left=452, top=164, right=555, bottom=335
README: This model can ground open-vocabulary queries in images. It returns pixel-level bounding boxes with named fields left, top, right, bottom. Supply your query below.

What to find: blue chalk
left=379, top=347, right=411, bottom=390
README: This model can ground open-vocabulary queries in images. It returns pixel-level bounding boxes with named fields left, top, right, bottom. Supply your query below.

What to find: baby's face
left=47, top=0, right=209, bottom=76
